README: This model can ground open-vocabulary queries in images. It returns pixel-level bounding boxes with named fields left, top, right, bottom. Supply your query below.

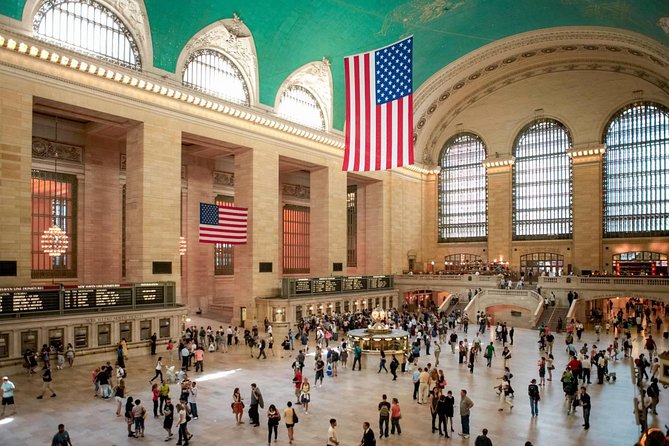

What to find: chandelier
left=41, top=224, right=69, bottom=256
left=179, top=236, right=187, bottom=256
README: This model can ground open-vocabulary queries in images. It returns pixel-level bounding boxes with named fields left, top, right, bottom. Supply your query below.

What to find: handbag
left=292, top=408, right=299, bottom=423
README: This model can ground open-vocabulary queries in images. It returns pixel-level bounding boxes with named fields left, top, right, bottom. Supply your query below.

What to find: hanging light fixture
left=40, top=117, right=69, bottom=257
left=179, top=236, right=187, bottom=255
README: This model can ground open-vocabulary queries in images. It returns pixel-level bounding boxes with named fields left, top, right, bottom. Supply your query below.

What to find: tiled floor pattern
left=1, top=319, right=666, bottom=446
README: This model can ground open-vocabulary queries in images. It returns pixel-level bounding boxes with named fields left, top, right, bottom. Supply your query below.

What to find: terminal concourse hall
left=0, top=1, right=668, bottom=445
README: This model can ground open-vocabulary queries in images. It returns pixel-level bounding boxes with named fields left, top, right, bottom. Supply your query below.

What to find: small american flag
left=343, top=36, right=414, bottom=172
left=199, top=203, right=248, bottom=244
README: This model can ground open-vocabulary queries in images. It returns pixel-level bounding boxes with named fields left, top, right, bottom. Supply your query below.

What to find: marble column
left=485, top=159, right=514, bottom=265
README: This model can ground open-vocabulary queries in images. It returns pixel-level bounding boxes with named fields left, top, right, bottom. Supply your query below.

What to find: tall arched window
left=438, top=133, right=487, bottom=241
left=33, top=0, right=141, bottom=69
left=277, top=85, right=326, bottom=131
left=513, top=119, right=572, bottom=239
left=182, top=49, right=249, bottom=105
left=603, top=102, right=669, bottom=237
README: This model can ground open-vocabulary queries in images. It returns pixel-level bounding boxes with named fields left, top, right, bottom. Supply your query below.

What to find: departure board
left=136, top=283, right=165, bottom=305
left=286, top=275, right=392, bottom=296
left=0, top=287, right=60, bottom=314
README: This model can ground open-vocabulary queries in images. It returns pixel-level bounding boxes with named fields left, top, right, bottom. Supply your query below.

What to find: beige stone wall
left=0, top=88, right=32, bottom=286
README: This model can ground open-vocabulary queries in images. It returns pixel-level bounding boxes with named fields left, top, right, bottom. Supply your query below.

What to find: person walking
left=390, top=398, right=402, bottom=435
left=538, top=356, right=546, bottom=386
left=579, top=387, right=591, bottom=430
left=360, top=421, right=376, bottom=446
left=65, top=343, right=75, bottom=368
left=327, top=418, right=339, bottom=446
left=474, top=428, right=493, bottom=446
left=150, top=357, right=164, bottom=383
left=284, top=401, right=297, bottom=444
left=419, top=367, right=431, bottom=404
left=175, top=402, right=189, bottom=445
left=1, top=376, right=16, bottom=417
left=412, top=367, right=422, bottom=401
left=390, top=355, right=399, bottom=380
left=158, top=381, right=170, bottom=415
left=434, top=341, right=441, bottom=366
left=51, top=423, right=73, bottom=446
left=150, top=333, right=157, bottom=356
left=378, top=394, right=390, bottom=438
left=114, top=379, right=126, bottom=417
left=528, top=379, right=540, bottom=417
left=188, top=382, right=198, bottom=420
left=352, top=345, right=362, bottom=371
left=458, top=389, right=474, bottom=439
left=378, top=350, right=388, bottom=373
left=267, top=404, right=281, bottom=445
left=485, top=342, right=495, bottom=368
left=37, top=364, right=56, bottom=399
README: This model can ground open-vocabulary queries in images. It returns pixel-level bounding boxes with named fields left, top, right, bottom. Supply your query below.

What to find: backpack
left=647, top=386, right=657, bottom=398
left=331, top=351, right=339, bottom=362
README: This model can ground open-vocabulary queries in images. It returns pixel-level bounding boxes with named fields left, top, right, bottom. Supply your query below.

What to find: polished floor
left=2, top=317, right=666, bottom=446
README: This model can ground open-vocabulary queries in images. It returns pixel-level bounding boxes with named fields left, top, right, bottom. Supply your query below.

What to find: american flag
left=343, top=36, right=414, bottom=172
left=199, top=203, right=248, bottom=244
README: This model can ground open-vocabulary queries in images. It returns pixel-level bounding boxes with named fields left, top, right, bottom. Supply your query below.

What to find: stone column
left=233, top=148, right=280, bottom=327
left=184, top=157, right=215, bottom=309
left=0, top=89, right=32, bottom=285
left=125, top=122, right=181, bottom=293
left=310, top=164, right=347, bottom=276
left=364, top=180, right=386, bottom=274
left=485, top=157, right=514, bottom=265
left=570, top=145, right=604, bottom=273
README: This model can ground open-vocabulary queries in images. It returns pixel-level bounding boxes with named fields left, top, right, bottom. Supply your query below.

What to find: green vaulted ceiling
left=1, top=0, right=669, bottom=129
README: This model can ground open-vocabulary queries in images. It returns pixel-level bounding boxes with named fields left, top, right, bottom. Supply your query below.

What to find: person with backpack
left=389, top=355, right=399, bottom=381
left=647, top=378, right=661, bottom=415
left=528, top=379, right=540, bottom=417
left=330, top=348, right=340, bottom=377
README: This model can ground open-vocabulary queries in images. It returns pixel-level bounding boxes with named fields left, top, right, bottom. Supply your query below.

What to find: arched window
left=182, top=49, right=249, bottom=105
left=513, top=119, right=572, bottom=239
left=277, top=85, right=326, bottom=130
left=603, top=102, right=669, bottom=237
left=33, top=0, right=141, bottom=69
left=438, top=133, right=487, bottom=241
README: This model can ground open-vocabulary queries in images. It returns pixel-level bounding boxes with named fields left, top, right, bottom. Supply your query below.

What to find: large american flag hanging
left=343, top=36, right=414, bottom=172
left=199, top=203, right=248, bottom=244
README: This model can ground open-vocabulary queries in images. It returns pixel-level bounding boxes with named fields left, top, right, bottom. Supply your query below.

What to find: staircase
left=535, top=306, right=569, bottom=332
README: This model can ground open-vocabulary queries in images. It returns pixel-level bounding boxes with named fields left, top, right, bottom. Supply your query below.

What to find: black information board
left=287, top=275, right=392, bottom=296
left=311, top=278, right=342, bottom=294
left=343, top=276, right=367, bottom=291
left=294, top=280, right=312, bottom=295
left=0, top=288, right=60, bottom=314
left=367, top=276, right=391, bottom=290
left=136, top=284, right=165, bottom=305
left=64, top=285, right=133, bottom=309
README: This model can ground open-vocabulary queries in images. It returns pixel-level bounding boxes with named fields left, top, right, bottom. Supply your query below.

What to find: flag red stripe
left=363, top=52, right=371, bottom=172
left=353, top=55, right=361, bottom=172
left=343, top=57, right=351, bottom=169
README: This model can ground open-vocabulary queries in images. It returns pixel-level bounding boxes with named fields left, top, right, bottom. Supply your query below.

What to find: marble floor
left=1, top=317, right=666, bottom=446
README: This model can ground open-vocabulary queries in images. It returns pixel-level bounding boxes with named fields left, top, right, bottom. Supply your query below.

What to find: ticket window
left=120, top=322, right=132, bottom=342
left=388, top=296, right=393, bottom=308
left=335, top=302, right=341, bottom=313
left=159, top=318, right=170, bottom=338
left=140, top=320, right=151, bottom=340
left=382, top=297, right=387, bottom=310
left=49, top=328, right=64, bottom=349
left=0, top=333, right=9, bottom=358
left=368, top=298, right=373, bottom=309
left=344, top=301, right=349, bottom=313
left=74, top=326, right=88, bottom=349
left=98, top=324, right=111, bottom=346
left=21, top=330, right=38, bottom=354
left=375, top=297, right=380, bottom=308
left=295, top=306, right=303, bottom=322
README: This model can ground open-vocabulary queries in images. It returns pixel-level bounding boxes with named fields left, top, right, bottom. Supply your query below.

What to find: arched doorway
left=444, top=253, right=483, bottom=273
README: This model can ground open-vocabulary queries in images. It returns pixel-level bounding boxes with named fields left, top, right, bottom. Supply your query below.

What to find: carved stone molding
left=413, top=28, right=669, bottom=149
left=213, top=171, right=235, bottom=187
left=32, top=137, right=83, bottom=163
left=179, top=17, right=258, bottom=102
left=282, top=183, right=310, bottom=199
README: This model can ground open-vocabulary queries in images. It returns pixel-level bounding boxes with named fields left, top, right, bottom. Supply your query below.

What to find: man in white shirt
left=1, top=376, right=16, bottom=416
left=327, top=418, right=339, bottom=446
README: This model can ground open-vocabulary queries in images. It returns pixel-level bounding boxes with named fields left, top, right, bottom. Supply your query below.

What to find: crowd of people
left=1, top=295, right=668, bottom=445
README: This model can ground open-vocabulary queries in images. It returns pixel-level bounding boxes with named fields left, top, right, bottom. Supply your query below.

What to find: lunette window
left=277, top=85, right=326, bottom=131
left=182, top=49, right=249, bottom=105
left=33, top=0, right=141, bottom=69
